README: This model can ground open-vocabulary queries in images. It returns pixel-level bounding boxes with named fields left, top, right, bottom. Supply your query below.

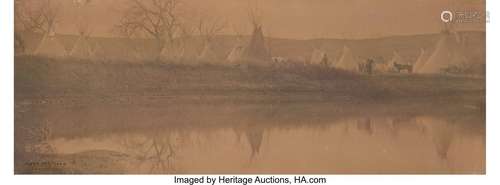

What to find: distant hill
left=17, top=31, right=485, bottom=65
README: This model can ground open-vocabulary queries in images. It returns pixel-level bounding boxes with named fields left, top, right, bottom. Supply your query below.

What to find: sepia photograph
left=12, top=0, right=486, bottom=174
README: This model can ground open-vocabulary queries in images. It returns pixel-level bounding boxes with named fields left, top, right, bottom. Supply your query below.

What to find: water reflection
left=356, top=118, right=373, bottom=135
left=233, top=124, right=266, bottom=160
left=42, top=114, right=484, bottom=174
left=119, top=132, right=179, bottom=173
left=416, top=117, right=454, bottom=160
left=14, top=97, right=485, bottom=173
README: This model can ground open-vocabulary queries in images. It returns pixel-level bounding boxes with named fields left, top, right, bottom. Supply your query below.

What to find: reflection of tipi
left=197, top=42, right=219, bottom=62
left=416, top=116, right=454, bottom=160
left=240, top=26, right=271, bottom=66
left=310, top=48, right=329, bottom=66
left=34, top=31, right=67, bottom=57
left=69, top=35, right=95, bottom=59
left=417, top=27, right=467, bottom=74
left=356, top=118, right=374, bottom=135
left=245, top=125, right=265, bottom=159
left=413, top=48, right=427, bottom=72
left=335, top=46, right=358, bottom=71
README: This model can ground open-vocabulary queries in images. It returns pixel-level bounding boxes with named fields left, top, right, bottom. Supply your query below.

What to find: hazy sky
left=45, top=0, right=485, bottom=39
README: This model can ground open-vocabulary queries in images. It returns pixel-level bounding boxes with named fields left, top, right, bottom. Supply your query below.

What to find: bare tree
left=196, top=16, right=226, bottom=43
left=247, top=0, right=263, bottom=29
left=15, top=0, right=61, bottom=54
left=16, top=0, right=61, bottom=35
left=14, top=0, right=27, bottom=53
left=115, top=0, right=184, bottom=59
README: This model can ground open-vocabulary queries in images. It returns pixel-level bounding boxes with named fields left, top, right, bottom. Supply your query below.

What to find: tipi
left=335, top=46, right=358, bottom=71
left=413, top=48, right=427, bottom=72
left=34, top=31, right=67, bottom=57
left=418, top=26, right=468, bottom=74
left=197, top=42, right=219, bottom=62
left=226, top=45, right=245, bottom=63
left=161, top=43, right=186, bottom=62
left=92, top=42, right=107, bottom=60
left=226, top=36, right=245, bottom=63
left=70, top=0, right=94, bottom=59
left=240, top=26, right=271, bottom=66
left=130, top=45, right=146, bottom=61
left=69, top=34, right=95, bottom=59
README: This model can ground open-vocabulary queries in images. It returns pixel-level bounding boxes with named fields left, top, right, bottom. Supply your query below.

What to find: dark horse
left=358, top=59, right=375, bottom=74
left=393, top=62, right=413, bottom=73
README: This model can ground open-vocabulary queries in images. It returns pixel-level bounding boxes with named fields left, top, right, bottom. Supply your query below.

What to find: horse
left=358, top=58, right=375, bottom=74
left=393, top=62, right=413, bottom=73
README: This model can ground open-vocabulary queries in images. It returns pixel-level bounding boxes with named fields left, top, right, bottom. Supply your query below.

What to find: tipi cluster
left=24, top=17, right=471, bottom=75
left=30, top=0, right=99, bottom=60
left=299, top=24, right=470, bottom=75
